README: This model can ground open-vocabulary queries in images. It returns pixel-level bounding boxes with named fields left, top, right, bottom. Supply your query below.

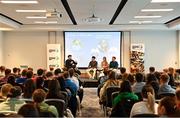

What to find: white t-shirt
left=130, top=100, right=158, bottom=117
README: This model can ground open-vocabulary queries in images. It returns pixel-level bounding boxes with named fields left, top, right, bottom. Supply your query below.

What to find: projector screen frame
left=63, top=31, right=122, bottom=69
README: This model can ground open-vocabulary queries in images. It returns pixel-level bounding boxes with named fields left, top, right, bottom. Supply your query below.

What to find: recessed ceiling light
left=141, top=9, right=174, bottom=12
left=129, top=21, right=152, bottom=24
left=151, top=0, right=180, bottom=3
left=16, top=10, right=46, bottom=12
left=134, top=16, right=162, bottom=18
left=26, top=16, right=47, bottom=19
left=0, top=0, right=38, bottom=4
left=34, top=21, right=58, bottom=24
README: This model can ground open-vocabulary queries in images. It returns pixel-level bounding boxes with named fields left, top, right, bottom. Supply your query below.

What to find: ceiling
left=0, top=0, right=179, bottom=31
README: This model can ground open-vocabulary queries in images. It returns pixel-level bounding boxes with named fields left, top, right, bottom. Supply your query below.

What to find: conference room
left=0, top=0, right=180, bottom=117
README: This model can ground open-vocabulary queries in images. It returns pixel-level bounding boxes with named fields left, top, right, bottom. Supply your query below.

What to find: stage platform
left=79, top=78, right=99, bottom=88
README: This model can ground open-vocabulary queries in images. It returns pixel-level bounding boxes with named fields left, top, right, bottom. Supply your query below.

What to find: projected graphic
left=65, top=32, right=121, bottom=67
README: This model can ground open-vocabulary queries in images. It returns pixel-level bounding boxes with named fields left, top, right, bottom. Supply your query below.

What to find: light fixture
left=84, top=14, right=103, bottom=23
left=141, top=9, right=174, bottom=12
left=16, top=10, right=46, bottom=12
left=134, top=16, right=162, bottom=18
left=151, top=0, right=180, bottom=3
left=129, top=21, right=152, bottom=24
left=34, top=21, right=57, bottom=24
left=26, top=16, right=47, bottom=19
left=0, top=0, right=38, bottom=4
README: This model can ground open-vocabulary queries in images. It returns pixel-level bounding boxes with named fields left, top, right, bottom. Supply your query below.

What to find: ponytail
left=146, top=92, right=155, bottom=113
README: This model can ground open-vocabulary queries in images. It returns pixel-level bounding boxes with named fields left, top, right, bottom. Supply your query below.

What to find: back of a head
left=0, top=66, right=5, bottom=72
left=26, top=70, right=33, bottom=79
left=135, top=72, right=144, bottom=82
left=48, top=79, right=61, bottom=93
left=7, top=75, right=16, bottom=85
left=159, top=96, right=177, bottom=117
left=168, top=67, right=174, bottom=74
left=149, top=67, right=155, bottom=73
left=45, top=71, right=53, bottom=78
left=21, top=69, right=27, bottom=77
left=18, top=103, right=39, bottom=117
left=33, top=89, right=46, bottom=103
left=37, top=68, right=44, bottom=76
left=160, top=73, right=170, bottom=84
left=24, top=79, right=36, bottom=98
left=54, top=68, right=61, bottom=76
left=68, top=68, right=74, bottom=77
left=146, top=73, right=157, bottom=84
left=108, top=71, right=116, bottom=80
left=142, top=85, right=155, bottom=98
left=120, top=80, right=132, bottom=93
left=63, top=71, right=69, bottom=79
left=1, top=83, right=13, bottom=97
left=5, top=68, right=11, bottom=76
left=13, top=67, right=18, bottom=73
left=92, top=56, right=96, bottom=59
left=120, top=67, right=126, bottom=74
left=7, top=86, right=22, bottom=98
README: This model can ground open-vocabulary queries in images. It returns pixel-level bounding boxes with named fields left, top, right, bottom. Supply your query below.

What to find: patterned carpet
left=78, top=88, right=104, bottom=117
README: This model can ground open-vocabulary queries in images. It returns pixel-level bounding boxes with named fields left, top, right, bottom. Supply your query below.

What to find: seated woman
left=0, top=86, right=25, bottom=112
left=111, top=80, right=138, bottom=117
left=130, top=85, right=158, bottom=117
left=99, top=71, right=121, bottom=104
left=32, top=89, right=58, bottom=117
left=158, top=96, right=180, bottom=117
left=22, top=79, right=36, bottom=99
left=18, top=103, right=39, bottom=117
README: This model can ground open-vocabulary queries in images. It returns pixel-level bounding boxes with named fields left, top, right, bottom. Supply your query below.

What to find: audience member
left=18, top=103, right=39, bottom=117
left=99, top=71, right=121, bottom=104
left=130, top=85, right=158, bottom=117
left=22, top=79, right=36, bottom=99
left=44, top=71, right=53, bottom=89
left=109, top=56, right=118, bottom=70
left=149, top=81, right=159, bottom=99
left=0, top=83, right=13, bottom=99
left=132, top=72, right=145, bottom=93
left=168, top=67, right=175, bottom=87
left=0, top=68, right=11, bottom=82
left=36, top=76, right=48, bottom=92
left=120, top=67, right=128, bottom=80
left=158, top=96, right=180, bottom=117
left=127, top=74, right=135, bottom=86
left=86, top=56, right=98, bottom=79
left=33, top=89, right=58, bottom=117
left=0, top=66, right=5, bottom=77
left=54, top=68, right=66, bottom=91
left=12, top=67, right=20, bottom=78
left=15, top=69, right=27, bottom=84
left=111, top=80, right=138, bottom=117
left=158, top=73, right=175, bottom=96
left=7, top=75, right=24, bottom=91
left=0, top=86, right=25, bottom=112
left=175, top=87, right=180, bottom=109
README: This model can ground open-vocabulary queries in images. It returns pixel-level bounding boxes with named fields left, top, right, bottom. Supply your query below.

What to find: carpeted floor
left=78, top=88, right=104, bottom=117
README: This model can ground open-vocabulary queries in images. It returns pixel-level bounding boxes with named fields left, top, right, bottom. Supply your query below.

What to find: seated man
left=109, top=56, right=118, bottom=71
left=86, top=56, right=98, bottom=79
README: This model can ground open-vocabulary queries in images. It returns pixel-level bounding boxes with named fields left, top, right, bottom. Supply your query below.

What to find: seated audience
left=0, top=66, right=5, bottom=77
left=46, top=79, right=66, bottom=101
left=130, top=85, right=158, bottom=117
left=15, top=69, right=27, bottom=84
left=7, top=75, right=24, bottom=91
left=176, top=87, right=180, bottom=109
left=54, top=68, right=66, bottom=91
left=99, top=71, right=121, bottom=104
left=12, top=67, right=20, bottom=78
left=0, top=86, right=25, bottom=112
left=0, top=68, right=11, bottom=82
left=0, top=83, right=13, bottom=99
left=32, top=89, right=58, bottom=117
left=132, top=72, right=145, bottom=93
left=43, top=71, right=53, bottom=89
left=168, top=67, right=175, bottom=87
left=86, top=56, right=98, bottom=79
left=119, top=67, right=128, bottom=80
left=22, top=79, right=36, bottom=99
left=36, top=76, right=48, bottom=92
left=158, top=96, right=180, bottom=117
left=149, top=81, right=159, bottom=99
left=127, top=74, right=135, bottom=86
left=18, top=103, right=39, bottom=117
left=158, top=73, right=175, bottom=96
left=111, top=80, right=138, bottom=117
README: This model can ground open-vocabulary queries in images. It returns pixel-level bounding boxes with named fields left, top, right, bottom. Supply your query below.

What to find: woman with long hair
left=130, top=85, right=158, bottom=117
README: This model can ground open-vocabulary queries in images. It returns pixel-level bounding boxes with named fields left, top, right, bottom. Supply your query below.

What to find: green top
left=112, top=92, right=138, bottom=107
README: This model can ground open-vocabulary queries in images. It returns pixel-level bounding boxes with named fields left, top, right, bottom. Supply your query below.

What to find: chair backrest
left=105, top=86, right=120, bottom=107
left=60, top=91, right=69, bottom=108
left=132, top=113, right=159, bottom=117
left=45, top=99, right=65, bottom=117
left=158, top=93, right=175, bottom=99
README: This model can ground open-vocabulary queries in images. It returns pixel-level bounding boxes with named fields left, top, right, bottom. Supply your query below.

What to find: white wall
left=0, top=31, right=3, bottom=65
left=3, top=31, right=49, bottom=71
left=131, top=30, right=178, bottom=72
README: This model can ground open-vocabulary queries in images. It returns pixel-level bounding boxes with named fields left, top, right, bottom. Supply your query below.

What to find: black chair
left=45, top=99, right=65, bottom=117
left=132, top=113, right=159, bottom=117
left=103, top=86, right=120, bottom=116
left=158, top=93, right=175, bottom=99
